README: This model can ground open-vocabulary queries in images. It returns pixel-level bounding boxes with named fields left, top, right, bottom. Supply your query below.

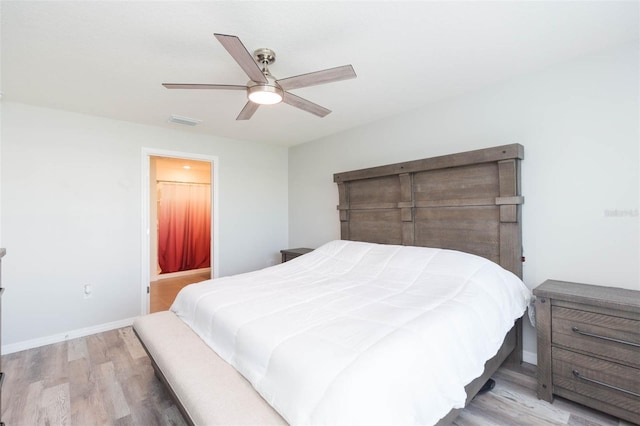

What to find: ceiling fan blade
left=163, top=83, right=247, bottom=90
left=276, top=65, right=356, bottom=91
left=236, top=101, right=259, bottom=120
left=214, top=33, right=268, bottom=84
left=282, top=92, right=331, bottom=118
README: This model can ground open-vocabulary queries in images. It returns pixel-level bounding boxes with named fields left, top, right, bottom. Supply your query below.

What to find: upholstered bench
left=133, top=311, right=287, bottom=425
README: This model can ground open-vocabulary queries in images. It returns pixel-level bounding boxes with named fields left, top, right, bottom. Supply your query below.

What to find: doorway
left=141, top=149, right=219, bottom=315
left=151, top=156, right=211, bottom=311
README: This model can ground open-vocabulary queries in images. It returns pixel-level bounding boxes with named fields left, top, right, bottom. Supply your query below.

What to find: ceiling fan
left=163, top=33, right=357, bottom=120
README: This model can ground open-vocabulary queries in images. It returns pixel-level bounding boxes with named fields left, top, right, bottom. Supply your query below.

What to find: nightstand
left=280, top=248, right=313, bottom=263
left=533, top=280, right=640, bottom=424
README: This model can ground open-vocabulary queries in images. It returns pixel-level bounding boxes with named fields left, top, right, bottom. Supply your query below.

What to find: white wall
left=289, top=42, right=640, bottom=360
left=1, top=102, right=288, bottom=349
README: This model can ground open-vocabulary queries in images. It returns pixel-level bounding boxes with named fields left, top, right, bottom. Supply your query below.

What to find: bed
left=134, top=143, right=528, bottom=425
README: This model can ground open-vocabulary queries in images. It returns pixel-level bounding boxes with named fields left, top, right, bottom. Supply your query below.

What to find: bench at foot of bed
left=133, top=311, right=287, bottom=426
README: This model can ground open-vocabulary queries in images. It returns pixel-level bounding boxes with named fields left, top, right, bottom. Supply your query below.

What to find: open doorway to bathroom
left=148, top=155, right=214, bottom=312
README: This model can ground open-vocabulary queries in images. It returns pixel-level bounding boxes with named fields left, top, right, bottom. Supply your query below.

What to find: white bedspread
left=171, top=240, right=531, bottom=425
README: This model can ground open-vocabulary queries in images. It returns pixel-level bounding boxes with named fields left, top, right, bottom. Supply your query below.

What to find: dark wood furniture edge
left=279, top=248, right=313, bottom=256
left=533, top=279, right=640, bottom=313
left=533, top=284, right=553, bottom=401
left=504, top=317, right=523, bottom=366
left=333, top=143, right=524, bottom=182
left=280, top=248, right=313, bottom=263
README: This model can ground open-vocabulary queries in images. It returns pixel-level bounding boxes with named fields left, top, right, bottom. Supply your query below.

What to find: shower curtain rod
left=156, top=179, right=211, bottom=185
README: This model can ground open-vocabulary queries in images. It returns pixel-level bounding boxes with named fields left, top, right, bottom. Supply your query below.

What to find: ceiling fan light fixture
left=164, top=34, right=357, bottom=120
left=248, top=84, right=283, bottom=105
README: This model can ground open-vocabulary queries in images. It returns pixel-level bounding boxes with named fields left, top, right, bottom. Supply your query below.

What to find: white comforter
left=171, top=240, right=531, bottom=425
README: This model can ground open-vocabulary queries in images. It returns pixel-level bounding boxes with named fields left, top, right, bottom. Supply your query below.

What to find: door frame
left=140, top=148, right=219, bottom=315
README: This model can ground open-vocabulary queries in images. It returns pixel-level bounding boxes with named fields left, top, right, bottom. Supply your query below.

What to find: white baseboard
left=1, top=317, right=137, bottom=355
left=523, top=349, right=537, bottom=365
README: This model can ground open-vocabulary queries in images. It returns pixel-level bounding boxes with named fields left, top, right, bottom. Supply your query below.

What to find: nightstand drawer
left=552, top=347, right=640, bottom=416
left=552, top=306, right=640, bottom=368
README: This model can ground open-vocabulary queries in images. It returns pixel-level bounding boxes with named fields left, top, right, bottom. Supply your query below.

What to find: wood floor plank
left=465, top=392, right=564, bottom=425
left=98, top=361, right=131, bottom=420
left=112, top=414, right=137, bottom=426
left=568, top=414, right=614, bottom=426
left=22, top=380, right=46, bottom=425
left=68, top=356, right=109, bottom=426
left=558, top=397, right=620, bottom=426
left=119, top=327, right=147, bottom=360
left=67, top=337, right=89, bottom=362
left=85, top=328, right=115, bottom=366
left=46, top=341, right=70, bottom=388
left=23, top=346, right=47, bottom=383
left=1, top=351, right=26, bottom=420
left=454, top=404, right=507, bottom=426
left=492, top=363, right=537, bottom=390
left=482, top=380, right=571, bottom=424
left=41, top=382, right=71, bottom=426
left=164, top=405, right=189, bottom=426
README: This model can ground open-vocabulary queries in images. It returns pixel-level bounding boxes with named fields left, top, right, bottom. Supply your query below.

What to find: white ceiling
left=2, top=1, right=638, bottom=146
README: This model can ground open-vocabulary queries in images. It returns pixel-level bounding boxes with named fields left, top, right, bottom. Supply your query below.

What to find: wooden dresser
left=280, top=248, right=313, bottom=263
left=0, top=247, right=5, bottom=426
left=533, top=279, right=640, bottom=424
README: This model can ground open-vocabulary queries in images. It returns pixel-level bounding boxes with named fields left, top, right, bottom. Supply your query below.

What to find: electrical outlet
left=84, top=284, right=93, bottom=299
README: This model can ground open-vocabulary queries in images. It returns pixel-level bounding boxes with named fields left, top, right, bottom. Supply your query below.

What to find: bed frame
left=134, top=143, right=525, bottom=425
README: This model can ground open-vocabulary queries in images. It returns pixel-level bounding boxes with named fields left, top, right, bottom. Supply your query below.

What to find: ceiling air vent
left=168, top=114, right=202, bottom=126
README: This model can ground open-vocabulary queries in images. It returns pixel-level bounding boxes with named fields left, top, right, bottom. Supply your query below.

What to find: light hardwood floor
left=2, top=328, right=634, bottom=426
left=150, top=271, right=211, bottom=313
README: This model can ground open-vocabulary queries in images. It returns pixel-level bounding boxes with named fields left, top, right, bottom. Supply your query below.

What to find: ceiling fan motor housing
left=247, top=75, right=283, bottom=105
left=254, top=48, right=276, bottom=67
left=246, top=48, right=283, bottom=104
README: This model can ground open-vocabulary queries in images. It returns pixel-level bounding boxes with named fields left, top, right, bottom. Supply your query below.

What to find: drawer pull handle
left=572, top=370, right=640, bottom=398
left=571, top=326, right=640, bottom=348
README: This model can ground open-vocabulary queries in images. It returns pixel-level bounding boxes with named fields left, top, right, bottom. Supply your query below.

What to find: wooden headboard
left=334, top=144, right=524, bottom=278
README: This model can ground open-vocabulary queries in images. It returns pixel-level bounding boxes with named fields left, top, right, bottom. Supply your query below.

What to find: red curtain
left=158, top=182, right=211, bottom=273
